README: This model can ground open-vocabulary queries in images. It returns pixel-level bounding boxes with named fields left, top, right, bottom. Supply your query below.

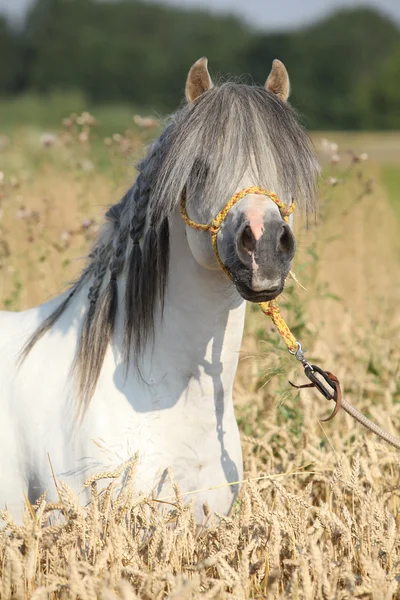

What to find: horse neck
left=127, top=209, right=246, bottom=397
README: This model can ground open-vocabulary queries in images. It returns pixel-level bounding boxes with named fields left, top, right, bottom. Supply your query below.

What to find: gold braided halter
left=180, top=186, right=298, bottom=353
left=181, top=185, right=400, bottom=446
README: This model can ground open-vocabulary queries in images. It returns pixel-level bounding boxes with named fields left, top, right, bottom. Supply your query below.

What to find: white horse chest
left=80, top=373, right=243, bottom=518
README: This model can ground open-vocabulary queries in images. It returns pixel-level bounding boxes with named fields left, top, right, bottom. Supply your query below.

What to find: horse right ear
left=185, top=57, right=213, bottom=103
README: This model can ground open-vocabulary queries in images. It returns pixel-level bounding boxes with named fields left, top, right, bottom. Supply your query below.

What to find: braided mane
left=21, top=82, right=318, bottom=412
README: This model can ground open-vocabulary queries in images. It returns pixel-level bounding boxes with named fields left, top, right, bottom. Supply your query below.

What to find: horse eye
left=190, top=159, right=209, bottom=181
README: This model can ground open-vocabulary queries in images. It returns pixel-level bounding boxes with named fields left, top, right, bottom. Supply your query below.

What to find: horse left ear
left=265, top=59, right=290, bottom=102
left=185, top=57, right=213, bottom=103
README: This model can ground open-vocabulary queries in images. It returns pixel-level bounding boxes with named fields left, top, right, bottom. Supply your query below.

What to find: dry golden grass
left=1, top=118, right=400, bottom=599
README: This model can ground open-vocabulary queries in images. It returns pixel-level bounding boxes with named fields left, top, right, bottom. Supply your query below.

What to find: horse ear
left=265, top=59, right=290, bottom=102
left=185, top=57, right=213, bottom=103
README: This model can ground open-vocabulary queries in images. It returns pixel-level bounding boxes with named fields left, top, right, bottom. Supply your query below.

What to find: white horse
left=0, top=58, right=318, bottom=523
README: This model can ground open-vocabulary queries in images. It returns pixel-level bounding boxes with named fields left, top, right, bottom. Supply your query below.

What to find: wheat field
left=0, top=114, right=400, bottom=599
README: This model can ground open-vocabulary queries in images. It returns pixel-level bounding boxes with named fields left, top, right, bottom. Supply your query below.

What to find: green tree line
left=1, top=0, right=400, bottom=129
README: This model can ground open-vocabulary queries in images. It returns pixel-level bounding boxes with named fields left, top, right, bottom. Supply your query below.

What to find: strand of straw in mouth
left=289, top=270, right=307, bottom=291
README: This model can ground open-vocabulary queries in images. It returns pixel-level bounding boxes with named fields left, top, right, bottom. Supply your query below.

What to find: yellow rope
left=258, top=300, right=297, bottom=352
left=180, top=186, right=298, bottom=353
left=182, top=189, right=400, bottom=446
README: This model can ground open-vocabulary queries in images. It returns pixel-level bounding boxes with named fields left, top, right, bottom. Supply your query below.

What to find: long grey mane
left=21, top=82, right=318, bottom=412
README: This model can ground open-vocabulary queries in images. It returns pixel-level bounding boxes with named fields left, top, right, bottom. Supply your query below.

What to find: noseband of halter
left=180, top=185, right=296, bottom=279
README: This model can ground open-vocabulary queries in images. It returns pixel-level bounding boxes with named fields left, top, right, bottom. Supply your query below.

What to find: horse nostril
left=241, top=225, right=256, bottom=254
left=279, top=224, right=295, bottom=254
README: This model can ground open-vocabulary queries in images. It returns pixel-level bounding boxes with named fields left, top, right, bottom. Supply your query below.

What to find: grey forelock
left=151, top=83, right=318, bottom=224
left=21, top=80, right=318, bottom=413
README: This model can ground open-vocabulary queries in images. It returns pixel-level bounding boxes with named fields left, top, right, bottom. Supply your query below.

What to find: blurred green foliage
left=1, top=0, right=400, bottom=129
